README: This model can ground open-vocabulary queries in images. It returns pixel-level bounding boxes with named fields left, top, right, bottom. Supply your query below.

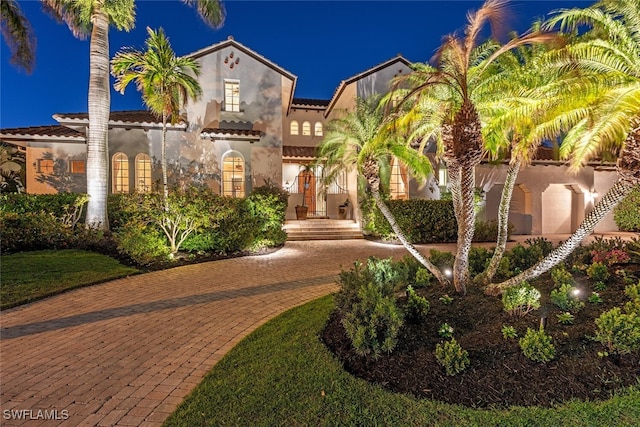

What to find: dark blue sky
left=1, top=0, right=591, bottom=129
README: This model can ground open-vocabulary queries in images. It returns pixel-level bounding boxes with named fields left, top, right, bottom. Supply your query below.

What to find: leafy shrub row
left=613, top=185, right=640, bottom=232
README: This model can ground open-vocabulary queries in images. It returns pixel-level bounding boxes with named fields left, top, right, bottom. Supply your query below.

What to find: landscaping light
left=444, top=268, right=452, bottom=278
left=572, top=288, right=581, bottom=296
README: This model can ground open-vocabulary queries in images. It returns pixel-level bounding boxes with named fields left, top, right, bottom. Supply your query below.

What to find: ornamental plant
left=519, top=326, right=555, bottom=363
left=556, top=312, right=575, bottom=325
left=593, top=307, right=640, bottom=355
left=438, top=323, right=454, bottom=338
left=587, top=262, right=610, bottom=282
left=502, top=325, right=518, bottom=339
left=435, top=338, right=470, bottom=376
left=550, top=284, right=585, bottom=312
left=591, top=249, right=631, bottom=266
left=404, top=285, right=430, bottom=322
left=501, top=281, right=541, bottom=317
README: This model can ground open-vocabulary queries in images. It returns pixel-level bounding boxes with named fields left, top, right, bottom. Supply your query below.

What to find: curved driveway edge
left=1, top=240, right=410, bottom=426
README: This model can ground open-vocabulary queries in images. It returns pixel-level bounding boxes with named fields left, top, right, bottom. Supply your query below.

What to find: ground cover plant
left=165, top=295, right=640, bottom=426
left=322, top=237, right=640, bottom=409
left=1, top=250, right=139, bottom=309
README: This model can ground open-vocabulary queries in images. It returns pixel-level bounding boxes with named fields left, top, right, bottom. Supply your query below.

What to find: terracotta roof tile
left=0, top=125, right=84, bottom=138
left=54, top=110, right=185, bottom=125
left=201, top=128, right=262, bottom=138
left=292, top=98, right=330, bottom=108
left=283, top=145, right=317, bottom=158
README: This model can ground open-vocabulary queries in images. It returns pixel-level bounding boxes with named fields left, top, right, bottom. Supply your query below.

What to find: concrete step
left=284, top=219, right=363, bottom=241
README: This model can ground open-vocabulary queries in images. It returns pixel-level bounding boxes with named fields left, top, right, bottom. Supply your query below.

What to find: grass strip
left=1, top=250, right=139, bottom=309
left=164, top=295, right=640, bottom=426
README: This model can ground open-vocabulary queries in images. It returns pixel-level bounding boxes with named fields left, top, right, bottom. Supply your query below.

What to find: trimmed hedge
left=366, top=199, right=458, bottom=243
left=614, top=185, right=640, bottom=232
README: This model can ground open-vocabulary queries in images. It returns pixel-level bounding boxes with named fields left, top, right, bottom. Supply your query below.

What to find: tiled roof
left=54, top=110, right=186, bottom=125
left=0, top=125, right=84, bottom=139
left=292, top=98, right=330, bottom=108
left=201, top=128, right=262, bottom=138
left=283, top=145, right=317, bottom=158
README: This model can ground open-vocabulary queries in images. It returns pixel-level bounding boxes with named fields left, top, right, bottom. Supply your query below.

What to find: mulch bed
left=321, top=265, right=640, bottom=408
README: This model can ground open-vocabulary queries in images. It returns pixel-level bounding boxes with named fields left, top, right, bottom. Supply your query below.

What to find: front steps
left=284, top=219, right=363, bottom=241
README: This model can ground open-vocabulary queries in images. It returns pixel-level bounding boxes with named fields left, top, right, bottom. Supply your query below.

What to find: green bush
left=472, top=219, right=514, bottom=243
left=414, top=268, right=433, bottom=287
left=114, top=222, right=170, bottom=265
left=550, top=283, right=585, bottom=312
left=551, top=265, right=574, bottom=287
left=342, top=282, right=404, bottom=359
left=614, top=184, right=640, bottom=231
left=0, top=193, right=85, bottom=217
left=0, top=211, right=73, bottom=253
left=364, top=199, right=457, bottom=243
left=468, top=246, right=492, bottom=277
left=247, top=183, right=289, bottom=246
left=429, top=249, right=455, bottom=270
left=404, top=285, right=430, bottom=322
left=556, top=312, right=575, bottom=325
left=502, top=282, right=541, bottom=317
left=435, top=338, right=470, bottom=376
left=593, top=307, right=640, bottom=355
left=587, top=262, right=610, bottom=282
left=519, top=327, right=555, bottom=363
left=502, top=325, right=518, bottom=339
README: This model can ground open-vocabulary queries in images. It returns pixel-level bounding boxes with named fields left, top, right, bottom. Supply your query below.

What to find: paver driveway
left=2, top=233, right=633, bottom=426
left=1, top=240, right=415, bottom=426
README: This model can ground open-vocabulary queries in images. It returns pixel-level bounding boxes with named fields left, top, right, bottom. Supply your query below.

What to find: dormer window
left=224, top=80, right=240, bottom=112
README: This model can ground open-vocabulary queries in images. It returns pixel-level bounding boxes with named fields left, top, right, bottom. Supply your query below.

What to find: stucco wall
left=26, top=142, right=86, bottom=194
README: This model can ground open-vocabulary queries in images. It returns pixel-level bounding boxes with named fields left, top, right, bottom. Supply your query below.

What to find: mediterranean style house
left=0, top=36, right=620, bottom=234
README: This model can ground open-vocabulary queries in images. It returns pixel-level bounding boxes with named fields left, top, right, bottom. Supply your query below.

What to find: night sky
left=0, top=0, right=592, bottom=129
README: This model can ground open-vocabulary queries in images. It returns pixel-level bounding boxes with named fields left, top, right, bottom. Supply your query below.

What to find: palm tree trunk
left=486, top=119, right=640, bottom=296
left=477, top=159, right=521, bottom=284
left=161, top=112, right=169, bottom=210
left=85, top=9, right=110, bottom=230
left=485, top=179, right=633, bottom=295
left=452, top=165, right=476, bottom=294
left=370, top=187, right=450, bottom=286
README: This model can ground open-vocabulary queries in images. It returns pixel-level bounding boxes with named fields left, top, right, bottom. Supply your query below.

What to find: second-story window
left=314, top=122, right=323, bottom=136
left=290, top=121, right=299, bottom=135
left=224, top=80, right=240, bottom=112
left=302, top=121, right=311, bottom=136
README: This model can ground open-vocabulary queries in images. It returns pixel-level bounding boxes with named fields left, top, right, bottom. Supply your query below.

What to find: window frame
left=224, top=79, right=240, bottom=112
left=37, top=159, right=54, bottom=174
left=302, top=121, right=311, bottom=136
left=112, top=152, right=130, bottom=194
left=314, top=122, right=323, bottom=137
left=135, top=153, right=152, bottom=193
left=222, top=150, right=245, bottom=198
left=69, top=160, right=85, bottom=174
left=290, top=120, right=299, bottom=135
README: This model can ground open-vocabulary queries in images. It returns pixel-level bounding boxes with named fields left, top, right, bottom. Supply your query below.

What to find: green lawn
left=164, top=295, right=640, bottom=427
left=1, top=250, right=139, bottom=309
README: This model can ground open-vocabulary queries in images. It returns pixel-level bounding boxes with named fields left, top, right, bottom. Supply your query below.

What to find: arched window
left=222, top=151, right=245, bottom=198
left=389, top=157, right=408, bottom=200
left=302, top=121, right=311, bottom=136
left=290, top=120, right=299, bottom=135
left=314, top=122, right=323, bottom=137
left=135, top=153, right=152, bottom=193
left=112, top=153, right=129, bottom=193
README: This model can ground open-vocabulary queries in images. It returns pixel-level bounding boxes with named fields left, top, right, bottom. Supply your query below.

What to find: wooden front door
left=298, top=169, right=316, bottom=215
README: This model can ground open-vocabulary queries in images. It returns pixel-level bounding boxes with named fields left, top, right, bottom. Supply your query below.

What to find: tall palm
left=42, top=0, right=225, bottom=230
left=319, top=97, right=450, bottom=286
left=395, top=0, right=553, bottom=294
left=112, top=26, right=202, bottom=206
left=486, top=0, right=640, bottom=295
left=1, top=0, right=35, bottom=73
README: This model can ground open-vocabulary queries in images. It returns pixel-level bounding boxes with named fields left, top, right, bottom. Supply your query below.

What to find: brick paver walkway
left=0, top=240, right=417, bottom=426
left=1, top=233, right=634, bottom=426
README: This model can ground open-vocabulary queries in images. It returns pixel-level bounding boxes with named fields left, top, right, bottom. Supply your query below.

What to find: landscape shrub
left=593, top=307, right=640, bottom=355
left=591, top=249, right=630, bottom=267
left=435, top=338, right=470, bottom=376
left=468, top=246, right=492, bottom=277
left=502, top=325, right=518, bottom=339
left=556, top=312, right=575, bottom=325
left=613, top=184, right=640, bottom=231
left=551, top=265, right=574, bottom=287
left=341, top=282, right=404, bottom=359
left=404, top=285, right=430, bottom=322
left=550, top=284, right=585, bottom=312
left=472, top=219, right=514, bottom=243
left=414, top=268, right=433, bottom=287
left=519, top=327, right=556, bottom=363
left=114, top=222, right=170, bottom=265
left=508, top=243, right=544, bottom=273
left=0, top=193, right=85, bottom=218
left=366, top=257, right=408, bottom=293
left=587, top=262, right=610, bottom=282
left=501, top=281, right=541, bottom=317
left=364, top=199, right=457, bottom=243
left=0, top=211, right=73, bottom=253
left=429, top=249, right=455, bottom=270
left=246, top=183, right=289, bottom=247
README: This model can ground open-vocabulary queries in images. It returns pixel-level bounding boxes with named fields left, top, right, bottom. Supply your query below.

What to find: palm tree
left=485, top=0, right=640, bottom=295
left=394, top=0, right=554, bottom=294
left=1, top=0, right=36, bottom=73
left=42, top=0, right=225, bottom=230
left=111, top=26, right=202, bottom=206
left=319, top=97, right=450, bottom=286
